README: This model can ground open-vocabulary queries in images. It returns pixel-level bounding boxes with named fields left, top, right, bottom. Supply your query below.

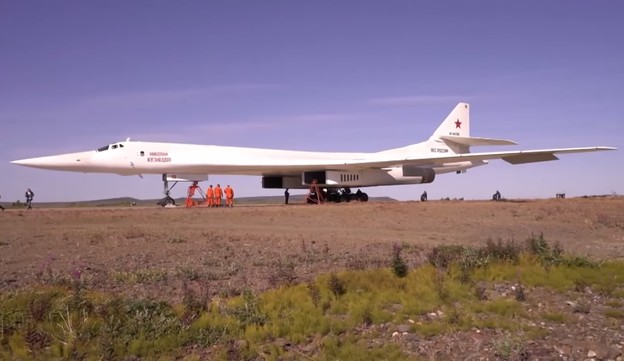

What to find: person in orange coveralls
left=205, top=185, right=214, bottom=207
left=214, top=184, right=223, bottom=207
left=225, top=185, right=234, bottom=207
left=186, top=181, right=199, bottom=207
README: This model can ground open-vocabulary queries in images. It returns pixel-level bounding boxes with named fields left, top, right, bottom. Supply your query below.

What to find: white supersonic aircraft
left=11, top=103, right=616, bottom=205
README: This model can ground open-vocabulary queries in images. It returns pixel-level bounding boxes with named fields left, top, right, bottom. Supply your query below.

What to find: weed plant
left=391, top=243, right=408, bottom=277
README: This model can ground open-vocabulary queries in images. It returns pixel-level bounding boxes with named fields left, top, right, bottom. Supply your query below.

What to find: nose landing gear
left=157, top=174, right=177, bottom=206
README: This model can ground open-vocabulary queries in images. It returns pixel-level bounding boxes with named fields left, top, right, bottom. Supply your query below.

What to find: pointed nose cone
left=11, top=151, right=94, bottom=172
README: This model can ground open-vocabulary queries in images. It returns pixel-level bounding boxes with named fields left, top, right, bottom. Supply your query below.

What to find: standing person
left=225, top=185, right=234, bottom=207
left=25, top=188, right=34, bottom=210
left=214, top=184, right=223, bottom=207
left=205, top=185, right=214, bottom=207
left=284, top=188, right=290, bottom=205
left=0, top=194, right=5, bottom=211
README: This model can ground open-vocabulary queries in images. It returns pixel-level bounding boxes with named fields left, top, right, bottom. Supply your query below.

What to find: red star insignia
left=455, top=119, right=462, bottom=129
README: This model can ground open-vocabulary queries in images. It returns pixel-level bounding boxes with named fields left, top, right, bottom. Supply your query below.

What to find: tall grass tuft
left=391, top=243, right=408, bottom=278
left=327, top=273, right=346, bottom=298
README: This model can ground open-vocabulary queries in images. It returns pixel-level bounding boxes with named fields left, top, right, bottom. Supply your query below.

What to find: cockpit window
left=96, top=143, right=125, bottom=152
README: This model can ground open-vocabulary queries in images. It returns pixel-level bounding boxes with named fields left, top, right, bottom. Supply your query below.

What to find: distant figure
left=420, top=190, right=428, bottom=202
left=206, top=185, right=214, bottom=207
left=0, top=194, right=5, bottom=211
left=214, top=184, right=223, bottom=207
left=284, top=188, right=290, bottom=204
left=492, top=190, right=501, bottom=201
left=25, top=188, right=34, bottom=210
left=225, top=185, right=234, bottom=207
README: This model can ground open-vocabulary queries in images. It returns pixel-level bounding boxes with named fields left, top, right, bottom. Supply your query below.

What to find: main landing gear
left=306, top=183, right=369, bottom=204
left=326, top=188, right=368, bottom=203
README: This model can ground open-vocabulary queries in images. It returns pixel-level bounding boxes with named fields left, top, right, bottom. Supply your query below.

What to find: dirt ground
left=1, top=197, right=624, bottom=359
left=1, top=197, right=623, bottom=301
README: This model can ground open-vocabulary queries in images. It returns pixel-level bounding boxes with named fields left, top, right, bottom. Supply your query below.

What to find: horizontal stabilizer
left=439, top=135, right=517, bottom=146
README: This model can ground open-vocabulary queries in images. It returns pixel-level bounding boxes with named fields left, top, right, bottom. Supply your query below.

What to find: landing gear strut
left=157, top=174, right=177, bottom=206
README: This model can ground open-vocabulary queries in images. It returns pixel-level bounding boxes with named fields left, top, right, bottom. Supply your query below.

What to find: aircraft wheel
left=159, top=197, right=176, bottom=207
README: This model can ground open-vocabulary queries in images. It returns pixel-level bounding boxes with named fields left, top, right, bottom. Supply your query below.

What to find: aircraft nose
left=11, top=151, right=93, bottom=171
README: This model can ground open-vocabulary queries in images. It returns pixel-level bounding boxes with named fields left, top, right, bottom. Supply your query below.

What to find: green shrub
left=391, top=243, right=408, bottom=278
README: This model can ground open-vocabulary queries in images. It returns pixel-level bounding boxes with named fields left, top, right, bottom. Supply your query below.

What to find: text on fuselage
left=431, top=148, right=449, bottom=153
left=147, top=151, right=171, bottom=162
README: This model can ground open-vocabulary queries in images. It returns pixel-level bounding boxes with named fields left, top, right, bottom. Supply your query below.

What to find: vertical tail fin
left=428, top=103, right=516, bottom=154
left=430, top=102, right=470, bottom=140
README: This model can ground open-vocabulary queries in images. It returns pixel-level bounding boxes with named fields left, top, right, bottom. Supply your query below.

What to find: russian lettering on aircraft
left=431, top=148, right=449, bottom=153
left=147, top=151, right=171, bottom=163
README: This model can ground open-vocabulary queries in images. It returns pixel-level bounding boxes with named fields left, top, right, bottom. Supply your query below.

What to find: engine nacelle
left=401, top=166, right=435, bottom=183
left=262, top=167, right=435, bottom=189
left=262, top=176, right=305, bottom=189
left=301, top=167, right=435, bottom=187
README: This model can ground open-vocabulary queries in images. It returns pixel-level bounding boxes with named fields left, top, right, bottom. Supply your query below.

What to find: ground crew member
left=214, top=184, right=223, bottom=207
left=284, top=188, right=290, bottom=205
left=186, top=181, right=199, bottom=207
left=225, top=185, right=234, bottom=207
left=205, top=185, right=214, bottom=207
left=25, top=188, right=34, bottom=210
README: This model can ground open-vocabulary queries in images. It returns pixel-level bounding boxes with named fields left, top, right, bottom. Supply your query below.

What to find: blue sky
left=1, top=1, right=622, bottom=203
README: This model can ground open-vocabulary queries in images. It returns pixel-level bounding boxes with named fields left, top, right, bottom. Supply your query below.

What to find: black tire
left=327, top=192, right=340, bottom=203
left=360, top=193, right=369, bottom=202
left=159, top=197, right=176, bottom=207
